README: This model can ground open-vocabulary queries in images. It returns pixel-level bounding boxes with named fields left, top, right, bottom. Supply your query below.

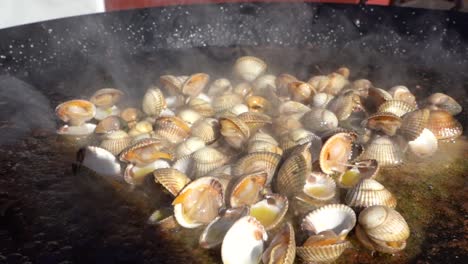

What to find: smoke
left=0, top=75, right=55, bottom=145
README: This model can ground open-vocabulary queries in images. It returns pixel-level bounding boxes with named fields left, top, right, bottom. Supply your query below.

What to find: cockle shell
left=319, top=132, right=355, bottom=174
left=128, top=120, right=153, bottom=137
left=233, top=152, right=281, bottom=185
left=192, top=146, right=229, bottom=178
left=377, top=100, right=417, bottom=117
left=233, top=82, right=253, bottom=97
left=355, top=224, right=406, bottom=254
left=399, top=108, right=430, bottom=141
left=253, top=74, right=276, bottom=95
left=153, top=116, right=191, bottom=145
left=55, top=99, right=96, bottom=126
left=278, top=100, right=311, bottom=116
left=288, top=81, right=316, bottom=104
left=208, top=78, right=232, bottom=97
left=327, top=90, right=361, bottom=121
left=124, top=160, right=170, bottom=185
left=426, top=109, right=463, bottom=140
left=301, top=107, right=338, bottom=134
left=221, top=216, right=268, bottom=264
left=426, top=92, right=462, bottom=115
left=177, top=109, right=203, bottom=127
left=220, top=115, right=251, bottom=149
left=312, top=92, right=335, bottom=108
left=159, top=74, right=185, bottom=95
left=119, top=138, right=173, bottom=166
left=365, top=112, right=402, bottom=136
left=142, top=87, right=166, bottom=117
left=234, top=56, right=267, bottom=82
left=276, top=73, right=298, bottom=96
left=262, top=222, right=296, bottom=264
left=228, top=171, right=268, bottom=208
left=212, top=93, right=244, bottom=115
left=275, top=143, right=312, bottom=197
left=173, top=176, right=225, bottom=228
left=57, top=123, right=96, bottom=140
left=279, top=128, right=320, bottom=155
left=90, top=88, right=124, bottom=108
left=187, top=97, right=215, bottom=117
left=250, top=194, right=288, bottom=231
left=154, top=168, right=191, bottom=196
left=345, top=179, right=397, bottom=210
left=238, top=112, right=272, bottom=133
left=245, top=95, right=271, bottom=113
left=175, top=137, right=206, bottom=159
left=301, top=204, right=356, bottom=239
left=388, top=85, right=417, bottom=107
left=95, top=115, right=125, bottom=134
left=303, top=172, right=336, bottom=201
left=181, top=73, right=210, bottom=98
left=362, top=87, right=392, bottom=113
left=360, top=135, right=403, bottom=167
left=99, top=130, right=132, bottom=155
left=191, top=118, right=220, bottom=144
left=296, top=239, right=351, bottom=263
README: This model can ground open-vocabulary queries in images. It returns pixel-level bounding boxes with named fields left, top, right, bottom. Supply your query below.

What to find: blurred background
left=0, top=0, right=467, bottom=29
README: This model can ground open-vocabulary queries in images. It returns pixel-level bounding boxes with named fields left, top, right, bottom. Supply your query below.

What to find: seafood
left=360, top=135, right=403, bottom=167
left=249, top=194, right=288, bottom=230
left=142, top=87, right=166, bottom=117
left=319, top=132, right=356, bottom=174
left=119, top=138, right=173, bottom=166
left=234, top=56, right=267, bottom=82
left=228, top=171, right=268, bottom=208
left=262, top=222, right=296, bottom=264
left=426, top=109, right=463, bottom=140
left=90, top=88, right=124, bottom=108
left=426, top=92, right=462, bottom=115
left=55, top=99, right=96, bottom=126
left=345, top=179, right=397, bottom=210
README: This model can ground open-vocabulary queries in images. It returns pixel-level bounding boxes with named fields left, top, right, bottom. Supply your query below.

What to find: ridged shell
left=288, top=81, right=316, bottom=104
left=360, top=135, right=403, bottom=167
left=377, top=100, right=417, bottom=117
left=246, top=95, right=271, bottom=114
left=90, top=88, right=124, bottom=108
left=220, top=115, right=251, bottom=149
left=355, top=224, right=406, bottom=254
left=301, top=107, right=339, bottom=134
left=312, top=92, right=335, bottom=108
left=187, top=97, right=215, bottom=117
left=191, top=118, right=220, bottom=144
left=273, top=114, right=304, bottom=136
left=327, top=90, right=360, bottom=121
left=248, top=141, right=283, bottom=156
left=399, top=108, right=430, bottom=141
left=175, top=137, right=206, bottom=159
left=426, top=92, right=462, bottom=115
left=426, top=109, right=463, bottom=140
left=324, top=73, right=350, bottom=95
left=221, top=216, right=268, bottom=264
left=124, top=160, right=170, bottom=185
left=99, top=130, right=132, bottom=155
left=262, top=222, right=296, bottom=264
left=212, top=93, right=244, bottom=115
left=192, top=147, right=229, bottom=178
left=55, top=99, right=96, bottom=126
left=319, top=132, right=355, bottom=174
left=173, top=176, right=225, bottom=228
left=345, top=179, right=397, bottom=210
left=228, top=171, right=268, bottom=208
left=159, top=74, right=184, bottom=95
left=296, top=240, right=351, bottom=263
left=408, top=128, right=438, bottom=158
left=208, top=78, right=232, bottom=97
left=253, top=74, right=276, bottom=94
left=177, top=109, right=203, bottom=127
left=119, top=138, right=173, bottom=166
left=363, top=87, right=392, bottom=113
left=302, top=204, right=356, bottom=239
left=154, top=168, right=191, bottom=196
left=228, top=104, right=249, bottom=116
left=199, top=206, right=249, bottom=249
left=358, top=205, right=410, bottom=242
left=250, top=194, right=288, bottom=231
left=278, top=101, right=311, bottom=116
left=279, top=128, right=321, bottom=155
left=233, top=152, right=281, bottom=185
left=95, top=115, right=124, bottom=134
left=234, top=56, right=267, bottom=82
left=275, top=143, right=312, bottom=197
left=181, top=73, right=210, bottom=97
left=303, top=172, right=336, bottom=201
left=153, top=116, right=191, bottom=145
left=365, top=112, right=402, bottom=136
left=238, top=112, right=272, bottom=132
left=142, top=87, right=166, bottom=117
left=276, top=73, right=298, bottom=96
left=388, top=85, right=417, bottom=107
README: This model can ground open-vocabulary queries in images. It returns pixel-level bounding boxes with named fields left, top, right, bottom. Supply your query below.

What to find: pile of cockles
left=55, top=56, right=463, bottom=264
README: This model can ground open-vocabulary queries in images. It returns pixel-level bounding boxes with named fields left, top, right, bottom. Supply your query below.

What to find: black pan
left=0, top=3, right=467, bottom=263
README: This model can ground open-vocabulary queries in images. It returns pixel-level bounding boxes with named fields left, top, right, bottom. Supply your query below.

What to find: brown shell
left=90, top=88, right=124, bottom=108
left=95, top=115, right=124, bottom=134
left=296, top=240, right=351, bottom=263
left=246, top=95, right=272, bottom=114
left=360, top=135, right=403, bottom=167
left=426, top=92, right=462, bottom=116
left=345, top=179, right=397, bottom=211
left=153, top=116, right=191, bottom=145
left=377, top=100, right=417, bottom=117
left=288, top=81, right=316, bottom=104
left=187, top=97, right=215, bottom=117
left=426, top=109, right=463, bottom=140
left=191, top=118, right=220, bottom=144
left=219, top=115, right=251, bottom=149
left=319, top=132, right=355, bottom=174
left=55, top=99, right=96, bottom=126
left=119, top=138, right=173, bottom=166
left=362, top=87, right=392, bottom=113
left=365, top=112, right=402, bottom=136
left=400, top=108, right=430, bottom=141
left=233, top=152, right=281, bottom=185
left=262, top=222, right=296, bottom=264
left=275, top=143, right=312, bottom=197
left=154, top=168, right=191, bottom=196
left=327, top=90, right=361, bottom=121
left=238, top=111, right=272, bottom=133
left=120, top=107, right=142, bottom=127
left=276, top=73, right=298, bottom=96
left=181, top=73, right=210, bottom=98
left=159, top=75, right=185, bottom=95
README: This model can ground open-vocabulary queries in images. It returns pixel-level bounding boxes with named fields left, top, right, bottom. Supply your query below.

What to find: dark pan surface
left=0, top=3, right=467, bottom=263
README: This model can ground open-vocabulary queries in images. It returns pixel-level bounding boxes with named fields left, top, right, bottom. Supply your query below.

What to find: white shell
left=57, top=123, right=96, bottom=137
left=408, top=128, right=438, bottom=158
left=175, top=137, right=206, bottom=159
left=301, top=204, right=356, bottom=239
left=79, top=146, right=121, bottom=178
left=124, top=160, right=170, bottom=185
left=94, top=105, right=120, bottom=121
left=177, top=109, right=202, bottom=127
left=221, top=216, right=268, bottom=264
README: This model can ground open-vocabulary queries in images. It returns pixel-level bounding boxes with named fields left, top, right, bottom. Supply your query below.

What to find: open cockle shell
left=153, top=116, right=191, bottom=145
left=426, top=109, right=463, bottom=140
left=262, top=222, right=296, bottom=264
left=181, top=73, right=210, bottom=98
left=199, top=206, right=249, bottom=249
left=95, top=115, right=125, bottom=134
left=57, top=123, right=96, bottom=141
left=345, top=179, right=397, bottom=210
left=142, top=87, right=166, bottom=117
left=365, top=112, right=402, bottom=136
left=90, top=88, right=124, bottom=108
left=233, top=152, right=281, bottom=185
left=249, top=193, right=288, bottom=231
left=188, top=97, right=215, bottom=117
left=234, top=56, right=267, bottom=82
left=359, top=205, right=410, bottom=243
left=221, top=216, right=268, bottom=264
left=377, top=100, right=417, bottom=117
left=220, top=115, right=251, bottom=149
left=327, top=90, right=361, bottom=121
left=301, top=204, right=356, bottom=239
left=124, top=160, right=170, bottom=185
left=319, top=132, right=355, bottom=174
left=119, top=138, right=173, bottom=166
left=55, top=99, right=96, bottom=126
left=288, top=81, right=316, bottom=104
left=159, top=74, right=185, bottom=95
left=337, top=159, right=379, bottom=189
left=172, top=176, right=225, bottom=228
left=388, top=85, right=417, bottom=107
left=362, top=87, right=392, bottom=113
left=303, top=172, right=337, bottom=201
left=228, top=171, right=268, bottom=208
left=360, top=135, right=403, bottom=167
left=154, top=168, right=191, bottom=196
left=279, top=128, right=320, bottom=155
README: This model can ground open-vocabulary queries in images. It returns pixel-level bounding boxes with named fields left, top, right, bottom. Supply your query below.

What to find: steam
left=0, top=75, right=55, bottom=145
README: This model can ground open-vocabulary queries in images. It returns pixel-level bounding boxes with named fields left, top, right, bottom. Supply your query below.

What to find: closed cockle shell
left=199, top=206, right=249, bottom=249
left=238, top=111, right=272, bottom=133
left=426, top=109, right=463, bottom=140
left=220, top=115, right=251, bottom=149
left=99, top=130, right=132, bottom=155
left=323, top=73, right=350, bottom=95
left=377, top=100, right=417, bottom=117
left=319, top=132, right=355, bottom=174
left=358, top=205, right=410, bottom=243
left=275, top=143, right=312, bottom=197
left=253, top=74, right=276, bottom=96
left=288, top=81, right=316, bottom=104
left=301, top=107, right=338, bottom=134
left=426, top=92, right=462, bottom=115
left=327, top=90, right=361, bottom=121
left=181, top=73, right=210, bottom=98
left=279, top=128, right=321, bottom=155
left=191, top=118, right=220, bottom=144
left=301, top=204, right=356, bottom=239
left=159, top=74, right=185, bottom=95
left=360, top=135, right=403, bottom=167
left=173, top=176, right=225, bottom=228
left=399, top=108, right=430, bottom=141
left=142, top=87, right=166, bottom=117
left=234, top=56, right=267, bottom=82
left=307, top=75, right=329, bottom=93
left=233, top=82, right=253, bottom=97
left=221, top=216, right=268, bottom=264
left=208, top=78, right=232, bottom=97
left=312, top=92, right=335, bottom=108
left=175, top=137, right=205, bottom=159
left=55, top=99, right=96, bottom=126
left=212, top=93, right=244, bottom=115
left=249, top=194, right=288, bottom=231
left=124, top=159, right=170, bottom=185
left=120, top=107, right=142, bottom=128
left=187, top=97, right=215, bottom=117
left=388, top=85, right=417, bottom=107
left=262, top=222, right=296, bottom=264
left=192, top=146, right=229, bottom=178
left=153, top=116, right=191, bottom=145
left=177, top=108, right=203, bottom=127
left=345, top=179, right=397, bottom=210
left=95, top=115, right=125, bottom=135
left=233, top=152, right=281, bottom=185
left=90, top=88, right=124, bottom=108
left=355, top=224, right=407, bottom=254
left=296, top=239, right=351, bottom=263
left=276, top=73, right=298, bottom=96
left=228, top=171, right=268, bottom=208
left=154, top=168, right=191, bottom=196
left=278, top=100, right=311, bottom=116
